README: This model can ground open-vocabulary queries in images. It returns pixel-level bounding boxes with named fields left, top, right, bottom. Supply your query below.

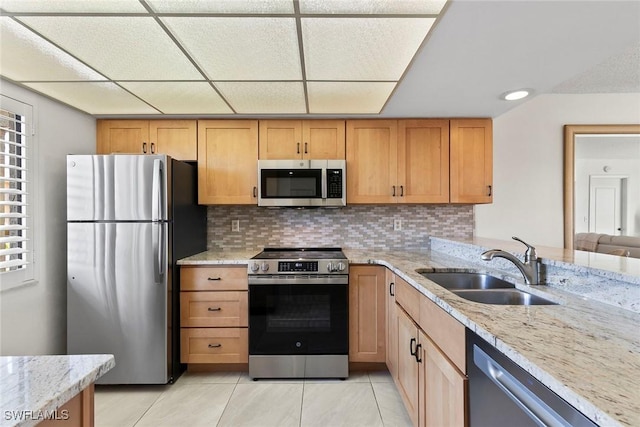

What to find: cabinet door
left=385, top=269, right=399, bottom=380
left=149, top=120, right=197, bottom=161
left=419, top=331, right=466, bottom=427
left=450, top=119, right=493, bottom=203
left=259, top=120, right=302, bottom=159
left=396, top=307, right=420, bottom=427
left=302, top=120, right=346, bottom=159
left=349, top=265, right=386, bottom=362
left=398, top=119, right=450, bottom=203
left=346, top=120, right=398, bottom=203
left=96, top=120, right=148, bottom=154
left=198, top=120, right=258, bottom=204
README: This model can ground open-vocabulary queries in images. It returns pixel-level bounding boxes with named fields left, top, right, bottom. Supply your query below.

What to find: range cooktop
left=251, top=247, right=346, bottom=260
left=249, top=248, right=348, bottom=275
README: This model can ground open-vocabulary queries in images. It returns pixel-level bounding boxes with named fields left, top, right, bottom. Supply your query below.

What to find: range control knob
left=261, top=262, right=270, bottom=272
left=336, top=262, right=346, bottom=272
left=327, top=262, right=335, bottom=273
left=250, top=263, right=260, bottom=273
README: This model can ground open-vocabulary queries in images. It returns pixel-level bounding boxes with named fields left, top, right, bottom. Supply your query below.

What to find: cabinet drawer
left=395, top=277, right=420, bottom=320
left=181, top=291, right=248, bottom=327
left=181, top=328, right=248, bottom=364
left=181, top=266, right=248, bottom=291
left=419, top=296, right=466, bottom=373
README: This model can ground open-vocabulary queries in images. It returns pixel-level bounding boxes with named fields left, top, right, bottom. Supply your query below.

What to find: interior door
left=589, top=176, right=627, bottom=234
left=67, top=222, right=169, bottom=384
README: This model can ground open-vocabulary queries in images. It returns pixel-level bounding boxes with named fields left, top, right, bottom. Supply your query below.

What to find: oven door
left=249, top=279, right=348, bottom=355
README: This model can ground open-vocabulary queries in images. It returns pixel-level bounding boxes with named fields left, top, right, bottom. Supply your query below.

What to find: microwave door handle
left=321, top=168, right=327, bottom=199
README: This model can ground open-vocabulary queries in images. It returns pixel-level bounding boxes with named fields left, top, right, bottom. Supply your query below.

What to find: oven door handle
left=249, top=276, right=349, bottom=286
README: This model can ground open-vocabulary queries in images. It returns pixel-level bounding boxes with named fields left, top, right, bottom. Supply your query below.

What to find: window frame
left=1, top=95, right=36, bottom=290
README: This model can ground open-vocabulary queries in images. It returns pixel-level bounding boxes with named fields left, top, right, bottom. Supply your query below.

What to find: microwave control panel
left=327, top=169, right=343, bottom=199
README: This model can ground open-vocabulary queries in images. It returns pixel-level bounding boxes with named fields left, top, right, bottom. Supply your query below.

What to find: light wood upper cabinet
left=398, top=119, right=450, bottom=203
left=97, top=119, right=197, bottom=161
left=347, top=119, right=450, bottom=204
left=259, top=120, right=345, bottom=160
left=349, top=265, right=386, bottom=363
left=346, top=120, right=398, bottom=204
left=197, top=120, right=258, bottom=205
left=450, top=118, right=493, bottom=203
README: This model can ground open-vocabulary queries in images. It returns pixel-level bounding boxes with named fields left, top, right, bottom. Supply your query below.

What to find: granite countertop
left=0, top=354, right=115, bottom=427
left=178, top=245, right=640, bottom=427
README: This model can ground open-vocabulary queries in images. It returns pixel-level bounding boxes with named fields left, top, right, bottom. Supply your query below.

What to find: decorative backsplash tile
left=207, top=205, right=473, bottom=252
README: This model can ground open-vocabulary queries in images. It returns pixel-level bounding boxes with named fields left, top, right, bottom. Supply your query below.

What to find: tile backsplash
left=207, top=205, right=473, bottom=252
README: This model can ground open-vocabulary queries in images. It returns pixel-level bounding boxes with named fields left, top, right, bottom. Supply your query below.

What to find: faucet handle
left=512, top=236, right=537, bottom=261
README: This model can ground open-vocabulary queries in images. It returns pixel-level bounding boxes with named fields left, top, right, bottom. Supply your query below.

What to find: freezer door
left=67, top=222, right=170, bottom=384
left=67, top=154, right=169, bottom=221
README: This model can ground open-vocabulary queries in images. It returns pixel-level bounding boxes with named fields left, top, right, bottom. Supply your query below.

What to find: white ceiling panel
left=118, top=81, right=233, bottom=114
left=299, top=0, right=446, bottom=15
left=215, top=81, right=305, bottom=114
left=147, top=0, right=295, bottom=14
left=308, top=81, right=395, bottom=114
left=23, top=82, right=160, bottom=115
left=17, top=16, right=203, bottom=80
left=0, top=0, right=147, bottom=13
left=162, top=17, right=301, bottom=80
left=302, top=17, right=435, bottom=80
left=0, top=17, right=106, bottom=82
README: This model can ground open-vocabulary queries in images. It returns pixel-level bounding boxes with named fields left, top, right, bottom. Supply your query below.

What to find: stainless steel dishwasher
left=467, top=330, right=597, bottom=427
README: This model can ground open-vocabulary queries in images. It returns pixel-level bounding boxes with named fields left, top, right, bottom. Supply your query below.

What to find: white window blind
left=1, top=98, right=31, bottom=276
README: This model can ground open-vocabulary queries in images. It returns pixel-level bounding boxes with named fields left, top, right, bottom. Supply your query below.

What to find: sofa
left=574, top=233, right=640, bottom=258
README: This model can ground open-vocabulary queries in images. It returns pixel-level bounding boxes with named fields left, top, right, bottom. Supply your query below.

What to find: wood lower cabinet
left=386, top=269, right=399, bottom=380
left=347, top=119, right=450, bottom=204
left=96, top=119, right=197, bottom=161
left=259, top=120, right=345, bottom=160
left=450, top=118, right=493, bottom=203
left=391, top=268, right=467, bottom=427
left=180, top=265, right=248, bottom=364
left=197, top=120, right=258, bottom=205
left=349, top=265, right=386, bottom=362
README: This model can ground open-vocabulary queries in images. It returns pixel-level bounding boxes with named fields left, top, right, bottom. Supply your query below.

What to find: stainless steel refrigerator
left=66, top=154, right=206, bottom=384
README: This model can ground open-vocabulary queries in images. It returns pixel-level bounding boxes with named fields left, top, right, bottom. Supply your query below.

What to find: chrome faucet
left=481, top=237, right=541, bottom=285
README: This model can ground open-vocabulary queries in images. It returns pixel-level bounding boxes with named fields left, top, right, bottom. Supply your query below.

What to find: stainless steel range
left=248, top=248, right=349, bottom=379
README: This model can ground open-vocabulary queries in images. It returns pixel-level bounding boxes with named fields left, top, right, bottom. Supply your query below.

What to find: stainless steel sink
left=418, top=271, right=557, bottom=305
left=452, top=289, right=558, bottom=305
left=420, top=272, right=515, bottom=290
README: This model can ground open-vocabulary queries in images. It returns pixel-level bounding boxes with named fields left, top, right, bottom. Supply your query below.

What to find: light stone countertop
left=0, top=354, right=115, bottom=427
left=178, top=246, right=640, bottom=427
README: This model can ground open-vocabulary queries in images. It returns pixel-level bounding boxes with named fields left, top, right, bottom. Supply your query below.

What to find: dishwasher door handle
left=473, top=345, right=572, bottom=427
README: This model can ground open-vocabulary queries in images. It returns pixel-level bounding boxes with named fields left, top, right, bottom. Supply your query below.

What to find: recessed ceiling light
left=501, top=89, right=531, bottom=101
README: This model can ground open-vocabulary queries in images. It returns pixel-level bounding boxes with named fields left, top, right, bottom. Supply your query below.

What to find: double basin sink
left=419, top=271, right=557, bottom=306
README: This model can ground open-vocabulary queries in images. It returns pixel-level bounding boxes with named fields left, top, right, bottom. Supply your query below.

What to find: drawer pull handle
left=392, top=186, right=396, bottom=197
left=389, top=282, right=395, bottom=296
left=400, top=185, right=404, bottom=197
left=415, top=343, right=422, bottom=363
left=410, top=337, right=417, bottom=356
left=208, top=307, right=222, bottom=312
left=208, top=343, right=222, bottom=348
left=208, top=277, right=222, bottom=281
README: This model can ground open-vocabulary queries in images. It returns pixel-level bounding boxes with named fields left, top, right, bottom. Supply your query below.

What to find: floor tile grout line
left=215, top=372, right=242, bottom=427
left=369, top=380, right=387, bottom=427
left=131, top=385, right=170, bottom=427
left=299, top=380, right=305, bottom=427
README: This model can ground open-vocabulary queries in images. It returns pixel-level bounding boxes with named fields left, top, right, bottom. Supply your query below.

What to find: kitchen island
left=0, top=354, right=114, bottom=427
left=178, top=238, right=640, bottom=427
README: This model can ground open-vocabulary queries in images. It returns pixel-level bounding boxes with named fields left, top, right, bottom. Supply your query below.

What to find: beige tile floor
left=95, top=370, right=412, bottom=427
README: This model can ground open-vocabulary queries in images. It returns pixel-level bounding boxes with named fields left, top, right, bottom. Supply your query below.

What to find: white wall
left=0, top=79, right=95, bottom=355
left=475, top=93, right=640, bottom=248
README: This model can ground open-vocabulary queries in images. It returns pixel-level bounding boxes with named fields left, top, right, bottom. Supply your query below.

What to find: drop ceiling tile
left=147, top=0, right=294, bottom=14
left=302, top=17, right=434, bottom=81
left=299, top=0, right=447, bottom=15
left=16, top=16, right=203, bottom=80
left=0, top=17, right=106, bottom=81
left=162, top=17, right=301, bottom=80
left=215, top=81, right=305, bottom=114
left=23, top=82, right=160, bottom=115
left=118, top=81, right=233, bottom=114
left=307, top=81, right=396, bottom=114
left=0, top=0, right=147, bottom=13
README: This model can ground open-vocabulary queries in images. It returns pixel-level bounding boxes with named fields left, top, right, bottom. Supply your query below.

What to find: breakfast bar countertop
left=0, top=354, right=114, bottom=427
left=178, top=242, right=640, bottom=427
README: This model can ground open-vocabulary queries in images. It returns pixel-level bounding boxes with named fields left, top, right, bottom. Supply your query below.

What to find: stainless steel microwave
left=257, top=159, right=346, bottom=207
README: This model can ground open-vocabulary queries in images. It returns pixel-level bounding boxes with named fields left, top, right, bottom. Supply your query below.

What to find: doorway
left=588, top=176, right=627, bottom=235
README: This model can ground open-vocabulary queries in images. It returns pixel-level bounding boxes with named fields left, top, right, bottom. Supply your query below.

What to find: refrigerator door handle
left=151, top=159, right=164, bottom=221
left=153, top=223, right=166, bottom=284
